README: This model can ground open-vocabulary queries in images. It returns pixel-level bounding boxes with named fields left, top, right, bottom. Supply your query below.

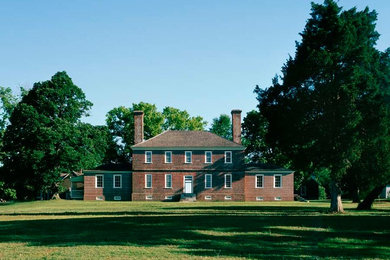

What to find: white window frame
left=145, top=174, right=152, bottom=188
left=224, top=195, right=232, bottom=200
left=113, top=174, right=122, bottom=189
left=205, top=174, right=212, bottom=189
left=165, top=151, right=172, bottom=163
left=205, top=195, right=212, bottom=200
left=145, top=151, right=152, bottom=163
left=185, top=151, right=192, bottom=163
left=205, top=151, right=212, bottom=163
left=224, top=174, right=232, bottom=188
left=256, top=196, right=264, bottom=201
left=165, top=195, right=173, bottom=200
left=224, top=151, right=232, bottom=164
left=275, top=197, right=282, bottom=201
left=274, top=174, right=282, bottom=188
left=146, top=195, right=153, bottom=200
left=165, top=174, right=172, bottom=188
left=95, top=174, right=104, bottom=188
left=255, top=174, right=264, bottom=188
left=114, top=196, right=122, bottom=201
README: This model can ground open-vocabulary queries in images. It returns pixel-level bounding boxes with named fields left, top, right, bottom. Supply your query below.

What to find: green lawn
left=0, top=200, right=389, bottom=259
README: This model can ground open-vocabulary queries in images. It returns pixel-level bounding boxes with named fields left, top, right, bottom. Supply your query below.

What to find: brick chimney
left=134, top=110, right=144, bottom=144
left=231, top=109, right=242, bottom=144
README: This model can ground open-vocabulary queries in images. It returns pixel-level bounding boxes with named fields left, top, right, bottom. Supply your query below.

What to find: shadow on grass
left=0, top=211, right=389, bottom=258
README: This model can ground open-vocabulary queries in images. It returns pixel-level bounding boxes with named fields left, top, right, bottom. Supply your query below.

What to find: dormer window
left=185, top=151, right=192, bottom=163
left=165, top=151, right=172, bottom=163
left=205, top=151, right=212, bottom=163
left=225, top=151, right=232, bottom=163
left=145, top=151, right=152, bottom=163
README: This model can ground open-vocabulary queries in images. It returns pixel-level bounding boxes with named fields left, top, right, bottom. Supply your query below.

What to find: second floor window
left=145, top=174, right=152, bottom=188
left=165, top=151, right=172, bottom=163
left=225, top=151, right=232, bottom=163
left=185, top=151, right=192, bottom=163
left=205, top=174, right=212, bottom=189
left=145, top=151, right=152, bottom=163
left=205, top=151, right=212, bottom=163
left=225, top=174, right=232, bottom=188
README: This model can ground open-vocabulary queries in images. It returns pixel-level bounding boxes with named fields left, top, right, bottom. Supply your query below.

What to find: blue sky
left=1, top=0, right=389, bottom=126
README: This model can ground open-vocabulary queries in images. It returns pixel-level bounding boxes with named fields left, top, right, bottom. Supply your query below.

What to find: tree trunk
left=351, top=188, right=360, bottom=203
left=357, top=185, right=385, bottom=210
left=330, top=181, right=344, bottom=213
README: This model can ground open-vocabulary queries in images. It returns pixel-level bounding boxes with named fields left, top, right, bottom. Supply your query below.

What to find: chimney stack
left=134, top=111, right=144, bottom=144
left=231, top=109, right=242, bottom=144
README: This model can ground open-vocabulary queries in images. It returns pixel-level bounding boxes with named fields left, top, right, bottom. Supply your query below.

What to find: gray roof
left=132, top=130, right=244, bottom=150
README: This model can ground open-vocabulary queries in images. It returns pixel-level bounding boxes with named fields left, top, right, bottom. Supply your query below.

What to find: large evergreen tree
left=209, top=114, right=232, bottom=140
left=256, top=0, right=389, bottom=212
left=1, top=72, right=107, bottom=199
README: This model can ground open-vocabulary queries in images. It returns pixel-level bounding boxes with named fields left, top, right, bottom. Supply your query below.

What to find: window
left=255, top=174, right=264, bottom=188
left=165, top=151, right=172, bottom=163
left=165, top=174, right=172, bottom=188
left=165, top=195, right=173, bottom=200
left=225, top=151, right=232, bottom=163
left=145, top=151, right=152, bottom=163
left=256, top=196, right=264, bottom=201
left=274, top=174, right=282, bottom=188
left=113, top=175, right=122, bottom=188
left=224, top=195, right=232, bottom=200
left=205, top=174, right=212, bottom=189
left=96, top=175, right=104, bottom=188
left=146, top=195, right=153, bottom=200
left=96, top=196, right=104, bottom=201
left=275, top=197, right=282, bottom=201
left=145, top=174, right=152, bottom=188
left=114, top=196, right=122, bottom=201
left=225, top=174, right=232, bottom=188
left=205, top=151, right=212, bottom=163
left=185, top=151, right=192, bottom=163
left=205, top=195, right=212, bottom=200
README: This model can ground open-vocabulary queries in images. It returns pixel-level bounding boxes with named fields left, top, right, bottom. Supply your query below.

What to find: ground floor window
left=145, top=174, right=152, bottom=188
left=113, top=174, right=122, bottom=188
left=165, top=174, right=172, bottom=188
left=274, top=174, right=282, bottom=188
left=205, top=174, right=212, bottom=189
left=96, top=175, right=104, bottom=188
left=225, top=174, right=232, bottom=188
left=255, top=174, right=264, bottom=188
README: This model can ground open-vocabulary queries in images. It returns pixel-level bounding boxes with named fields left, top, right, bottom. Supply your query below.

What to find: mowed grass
left=0, top=200, right=389, bottom=259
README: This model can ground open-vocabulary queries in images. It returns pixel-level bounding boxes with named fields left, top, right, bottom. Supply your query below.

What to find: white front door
left=184, top=176, right=193, bottom=194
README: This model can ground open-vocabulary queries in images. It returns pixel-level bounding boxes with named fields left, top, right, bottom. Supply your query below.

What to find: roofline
left=83, top=170, right=132, bottom=174
left=132, top=131, right=168, bottom=148
left=245, top=170, right=294, bottom=174
left=132, top=146, right=244, bottom=151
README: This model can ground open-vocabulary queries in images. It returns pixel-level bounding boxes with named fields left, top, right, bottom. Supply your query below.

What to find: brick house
left=83, top=110, right=294, bottom=201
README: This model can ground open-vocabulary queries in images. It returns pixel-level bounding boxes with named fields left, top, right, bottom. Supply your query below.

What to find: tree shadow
left=0, top=212, right=389, bottom=258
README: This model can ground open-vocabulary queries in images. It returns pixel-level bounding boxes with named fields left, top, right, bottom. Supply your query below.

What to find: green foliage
left=255, top=0, right=388, bottom=211
left=0, top=87, right=18, bottom=162
left=106, top=103, right=206, bottom=161
left=1, top=72, right=106, bottom=199
left=0, top=180, right=16, bottom=200
left=209, top=114, right=232, bottom=140
left=318, top=185, right=327, bottom=200
left=163, top=107, right=206, bottom=131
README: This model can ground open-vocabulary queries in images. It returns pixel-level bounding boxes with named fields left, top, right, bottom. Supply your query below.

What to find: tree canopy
left=1, top=72, right=109, bottom=199
left=106, top=103, right=207, bottom=161
left=253, top=0, right=389, bottom=212
left=209, top=114, right=232, bottom=141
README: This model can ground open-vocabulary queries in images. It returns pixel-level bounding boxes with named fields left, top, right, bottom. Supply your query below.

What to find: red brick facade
left=82, top=109, right=294, bottom=202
